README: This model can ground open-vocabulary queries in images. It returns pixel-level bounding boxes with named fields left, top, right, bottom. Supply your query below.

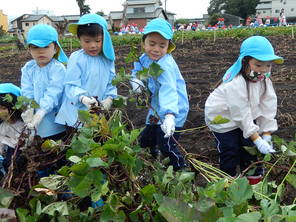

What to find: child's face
left=246, top=58, right=273, bottom=81
left=143, top=32, right=169, bottom=61
left=79, top=35, right=103, bottom=57
left=0, top=106, right=10, bottom=121
left=29, top=43, right=56, bottom=67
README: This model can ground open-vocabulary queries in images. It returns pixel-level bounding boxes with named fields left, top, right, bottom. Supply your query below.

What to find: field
left=0, top=34, right=296, bottom=221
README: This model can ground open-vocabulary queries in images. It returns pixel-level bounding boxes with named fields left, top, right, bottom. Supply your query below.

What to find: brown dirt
left=0, top=36, right=295, bottom=203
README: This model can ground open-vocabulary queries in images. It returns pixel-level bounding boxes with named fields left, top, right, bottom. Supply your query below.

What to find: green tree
left=76, top=0, right=90, bottom=15
left=208, top=0, right=259, bottom=20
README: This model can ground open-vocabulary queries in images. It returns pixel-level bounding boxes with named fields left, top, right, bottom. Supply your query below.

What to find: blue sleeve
left=131, top=61, right=143, bottom=78
left=39, top=64, right=66, bottom=112
left=104, top=62, right=117, bottom=99
left=157, top=62, right=179, bottom=117
left=64, top=53, right=88, bottom=104
left=21, top=62, right=34, bottom=99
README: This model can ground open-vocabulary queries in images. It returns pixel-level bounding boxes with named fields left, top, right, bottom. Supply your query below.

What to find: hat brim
left=28, top=39, right=53, bottom=47
left=253, top=54, right=284, bottom=64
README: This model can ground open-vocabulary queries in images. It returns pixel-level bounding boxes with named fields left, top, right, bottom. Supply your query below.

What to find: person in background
left=204, top=36, right=284, bottom=184
left=21, top=24, right=68, bottom=140
left=0, top=83, right=24, bottom=178
left=55, top=13, right=117, bottom=127
left=130, top=18, right=189, bottom=171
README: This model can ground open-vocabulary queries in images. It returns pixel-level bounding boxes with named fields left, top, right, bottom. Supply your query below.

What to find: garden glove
left=130, top=78, right=145, bottom=94
left=27, top=109, right=47, bottom=130
left=253, top=136, right=275, bottom=154
left=80, top=96, right=98, bottom=109
left=100, top=97, right=113, bottom=111
left=262, top=134, right=273, bottom=148
left=161, top=114, right=175, bottom=138
left=21, top=107, right=34, bottom=124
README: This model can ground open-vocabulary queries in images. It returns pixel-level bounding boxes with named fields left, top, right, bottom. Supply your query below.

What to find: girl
left=130, top=18, right=189, bottom=171
left=0, top=83, right=24, bottom=176
left=55, top=13, right=117, bottom=127
left=205, top=36, right=283, bottom=182
left=21, top=24, right=68, bottom=140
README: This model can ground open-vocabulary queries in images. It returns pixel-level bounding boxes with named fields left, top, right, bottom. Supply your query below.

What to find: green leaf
left=235, top=212, right=261, bottom=222
left=39, top=175, right=67, bottom=190
left=140, top=184, right=156, bottom=203
left=211, top=115, right=230, bottom=125
left=78, top=110, right=91, bottom=123
left=286, top=174, right=296, bottom=189
left=3, top=94, right=13, bottom=103
left=113, top=96, right=127, bottom=108
left=242, top=146, right=258, bottom=156
left=260, top=199, right=280, bottom=219
left=69, top=155, right=82, bottom=163
left=42, top=202, right=69, bottom=216
left=0, top=188, right=14, bottom=208
left=228, top=178, right=253, bottom=205
left=178, top=172, right=195, bottom=183
left=16, top=208, right=29, bottom=222
left=149, top=62, right=164, bottom=77
left=86, top=157, right=108, bottom=167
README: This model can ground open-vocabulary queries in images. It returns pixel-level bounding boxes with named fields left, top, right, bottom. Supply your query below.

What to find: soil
left=0, top=35, right=295, bottom=203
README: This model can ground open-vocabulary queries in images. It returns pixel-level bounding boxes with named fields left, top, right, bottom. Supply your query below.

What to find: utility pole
left=164, top=0, right=167, bottom=13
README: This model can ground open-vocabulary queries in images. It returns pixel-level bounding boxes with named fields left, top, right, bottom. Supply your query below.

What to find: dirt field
left=0, top=35, right=296, bottom=159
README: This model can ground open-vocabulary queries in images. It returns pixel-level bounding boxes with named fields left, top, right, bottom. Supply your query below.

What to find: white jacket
left=205, top=75, right=277, bottom=138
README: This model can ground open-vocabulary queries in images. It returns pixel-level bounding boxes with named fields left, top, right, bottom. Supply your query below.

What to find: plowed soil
left=1, top=35, right=296, bottom=161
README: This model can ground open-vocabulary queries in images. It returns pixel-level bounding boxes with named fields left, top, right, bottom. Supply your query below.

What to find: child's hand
left=262, top=134, right=273, bottom=148
left=253, top=137, right=275, bottom=154
left=80, top=96, right=98, bottom=109
left=161, top=114, right=175, bottom=138
left=27, top=109, right=47, bottom=130
left=130, top=78, right=145, bottom=94
left=100, top=97, right=113, bottom=111
left=21, top=108, right=34, bottom=124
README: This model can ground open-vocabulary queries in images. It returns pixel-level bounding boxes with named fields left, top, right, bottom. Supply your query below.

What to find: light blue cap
left=0, top=83, right=21, bottom=97
left=68, top=14, right=115, bottom=61
left=143, top=18, right=176, bottom=53
left=223, top=36, right=284, bottom=82
left=26, top=24, right=68, bottom=64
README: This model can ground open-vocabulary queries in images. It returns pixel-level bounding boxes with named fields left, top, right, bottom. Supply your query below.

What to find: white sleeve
left=224, top=77, right=259, bottom=138
left=256, top=79, right=278, bottom=133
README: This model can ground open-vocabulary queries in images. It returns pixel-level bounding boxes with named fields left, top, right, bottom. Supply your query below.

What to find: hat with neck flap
left=68, top=13, right=115, bottom=61
left=223, top=36, right=283, bottom=82
left=26, top=24, right=68, bottom=64
left=143, top=18, right=176, bottom=53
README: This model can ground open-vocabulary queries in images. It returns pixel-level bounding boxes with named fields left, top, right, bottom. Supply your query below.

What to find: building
left=10, top=14, right=80, bottom=36
left=0, top=10, right=8, bottom=32
left=256, top=0, right=296, bottom=18
left=109, top=0, right=175, bottom=30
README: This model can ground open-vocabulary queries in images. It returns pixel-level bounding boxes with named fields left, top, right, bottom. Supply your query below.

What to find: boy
left=130, top=18, right=189, bottom=171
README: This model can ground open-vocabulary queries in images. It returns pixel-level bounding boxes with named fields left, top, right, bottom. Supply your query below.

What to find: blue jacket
left=132, top=54, right=189, bottom=127
left=21, top=59, right=66, bottom=137
left=55, top=49, right=117, bottom=126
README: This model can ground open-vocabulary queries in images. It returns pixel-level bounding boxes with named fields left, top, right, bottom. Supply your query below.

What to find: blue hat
left=223, top=36, right=284, bottom=82
left=26, top=24, right=68, bottom=64
left=0, top=83, right=21, bottom=97
left=143, top=18, right=176, bottom=53
left=68, top=14, right=115, bottom=61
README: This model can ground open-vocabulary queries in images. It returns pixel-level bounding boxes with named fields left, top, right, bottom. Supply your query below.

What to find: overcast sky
left=2, top=0, right=210, bottom=20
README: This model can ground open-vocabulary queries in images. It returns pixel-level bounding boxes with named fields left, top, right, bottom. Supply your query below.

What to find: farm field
left=1, top=35, right=296, bottom=155
left=0, top=34, right=296, bottom=220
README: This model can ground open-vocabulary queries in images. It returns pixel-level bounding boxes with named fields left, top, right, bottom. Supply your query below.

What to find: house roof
left=21, top=14, right=52, bottom=22
left=50, top=15, right=80, bottom=22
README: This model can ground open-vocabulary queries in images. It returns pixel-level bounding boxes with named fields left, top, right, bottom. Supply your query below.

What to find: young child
left=0, top=83, right=24, bottom=177
left=55, top=13, right=117, bottom=127
left=130, top=18, right=189, bottom=171
left=21, top=24, right=68, bottom=140
left=205, top=36, right=283, bottom=181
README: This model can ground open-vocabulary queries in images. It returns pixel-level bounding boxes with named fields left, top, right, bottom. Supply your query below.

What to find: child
left=55, top=13, right=117, bottom=127
left=130, top=18, right=189, bottom=171
left=205, top=36, right=283, bottom=180
left=0, top=83, right=24, bottom=177
left=21, top=24, right=68, bottom=140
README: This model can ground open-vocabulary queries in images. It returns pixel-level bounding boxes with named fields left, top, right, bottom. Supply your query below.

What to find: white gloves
left=21, top=108, right=34, bottom=124
left=160, top=114, right=175, bottom=138
left=27, top=109, right=47, bottom=130
left=253, top=136, right=275, bottom=154
left=130, top=78, right=145, bottom=94
left=80, top=96, right=98, bottom=109
left=100, top=97, right=113, bottom=111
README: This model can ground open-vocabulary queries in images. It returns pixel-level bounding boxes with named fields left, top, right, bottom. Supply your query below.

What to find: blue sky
left=2, top=0, right=210, bottom=20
